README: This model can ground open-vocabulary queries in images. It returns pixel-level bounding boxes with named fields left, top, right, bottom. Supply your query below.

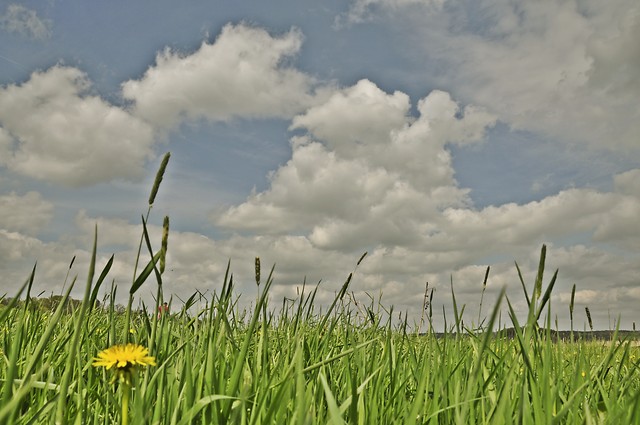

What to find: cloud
left=346, top=0, right=640, bottom=151
left=0, top=228, right=92, bottom=299
left=290, top=79, right=411, bottom=150
left=215, top=81, right=496, bottom=251
left=290, top=83, right=495, bottom=191
left=0, top=229, right=46, bottom=269
left=341, top=0, right=444, bottom=24
left=591, top=175, right=640, bottom=250
left=0, top=66, right=156, bottom=186
left=614, top=169, right=640, bottom=198
left=122, top=23, right=321, bottom=129
left=208, top=76, right=640, bottom=329
left=436, top=189, right=635, bottom=253
left=70, top=211, right=345, bottom=305
left=74, top=210, right=144, bottom=249
left=1, top=193, right=639, bottom=330
left=0, top=191, right=54, bottom=235
left=0, top=126, right=13, bottom=163
left=0, top=4, right=52, bottom=40
left=585, top=3, right=640, bottom=102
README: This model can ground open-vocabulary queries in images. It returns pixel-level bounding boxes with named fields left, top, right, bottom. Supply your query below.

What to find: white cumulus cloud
left=122, top=23, right=321, bottom=129
left=215, top=80, right=496, bottom=251
left=0, top=66, right=156, bottom=186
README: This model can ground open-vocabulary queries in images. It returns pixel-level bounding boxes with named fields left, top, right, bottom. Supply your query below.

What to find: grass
left=1, top=154, right=640, bottom=424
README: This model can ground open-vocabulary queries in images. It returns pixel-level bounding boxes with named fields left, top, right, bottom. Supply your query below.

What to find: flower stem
left=122, top=381, right=131, bottom=425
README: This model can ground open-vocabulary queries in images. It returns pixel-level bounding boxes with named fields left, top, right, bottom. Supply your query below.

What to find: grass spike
left=160, top=216, right=169, bottom=274
left=148, top=152, right=171, bottom=206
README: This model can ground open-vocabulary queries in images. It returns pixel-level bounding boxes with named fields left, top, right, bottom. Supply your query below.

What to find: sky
left=0, top=0, right=639, bottom=331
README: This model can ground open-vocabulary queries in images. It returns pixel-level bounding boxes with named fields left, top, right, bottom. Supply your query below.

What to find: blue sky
left=1, top=0, right=639, bottom=330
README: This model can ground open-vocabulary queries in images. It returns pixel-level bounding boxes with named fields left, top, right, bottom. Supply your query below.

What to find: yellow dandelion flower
left=93, top=344, right=154, bottom=425
left=93, top=344, right=156, bottom=370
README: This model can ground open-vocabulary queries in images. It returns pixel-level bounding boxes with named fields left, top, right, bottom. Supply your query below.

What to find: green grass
left=2, top=154, right=640, bottom=424
left=3, top=246, right=640, bottom=424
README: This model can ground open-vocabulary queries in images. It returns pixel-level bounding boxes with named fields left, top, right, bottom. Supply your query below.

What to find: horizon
left=1, top=1, right=639, bottom=332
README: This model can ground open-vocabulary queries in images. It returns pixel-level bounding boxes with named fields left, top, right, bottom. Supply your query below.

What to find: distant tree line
left=0, top=295, right=126, bottom=314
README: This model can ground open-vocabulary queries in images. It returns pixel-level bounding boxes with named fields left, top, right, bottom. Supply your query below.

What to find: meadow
left=2, top=153, right=639, bottom=424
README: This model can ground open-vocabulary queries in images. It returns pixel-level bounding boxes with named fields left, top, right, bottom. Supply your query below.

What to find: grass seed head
left=586, top=306, right=593, bottom=331
left=148, top=152, right=171, bottom=206
left=160, top=216, right=169, bottom=274
left=255, top=257, right=260, bottom=286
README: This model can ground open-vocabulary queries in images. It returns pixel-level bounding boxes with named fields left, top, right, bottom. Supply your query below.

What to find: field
left=2, top=155, right=640, bottom=424
left=2, top=251, right=640, bottom=424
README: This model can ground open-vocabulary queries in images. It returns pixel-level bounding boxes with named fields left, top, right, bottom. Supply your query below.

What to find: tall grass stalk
left=126, top=152, right=171, bottom=341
